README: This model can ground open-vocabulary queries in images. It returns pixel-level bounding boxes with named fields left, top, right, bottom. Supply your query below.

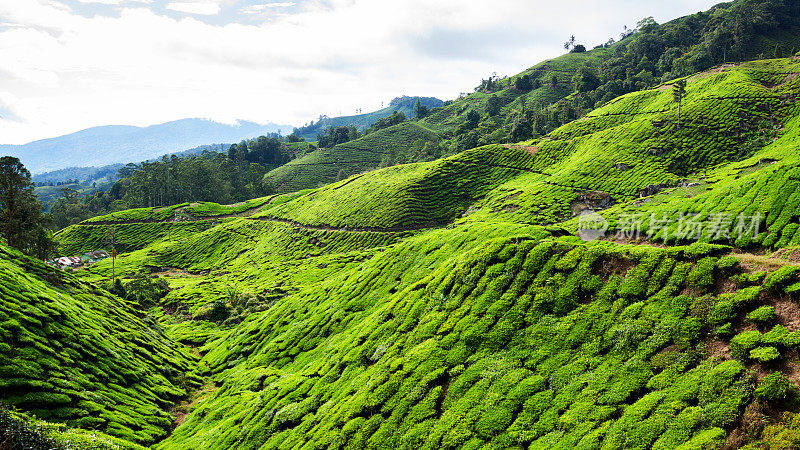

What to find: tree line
left=31, top=135, right=309, bottom=233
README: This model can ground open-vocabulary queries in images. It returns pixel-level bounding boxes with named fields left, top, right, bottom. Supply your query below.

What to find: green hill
left=258, top=0, right=800, bottom=198
left=33, top=54, right=800, bottom=449
left=263, top=122, right=441, bottom=192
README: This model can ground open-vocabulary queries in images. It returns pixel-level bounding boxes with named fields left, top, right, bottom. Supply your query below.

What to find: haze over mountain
left=0, top=118, right=291, bottom=174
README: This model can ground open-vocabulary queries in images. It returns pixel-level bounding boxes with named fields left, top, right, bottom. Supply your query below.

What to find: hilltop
left=260, top=0, right=800, bottom=194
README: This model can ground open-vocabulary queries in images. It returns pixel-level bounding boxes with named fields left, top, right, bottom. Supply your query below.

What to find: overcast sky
left=0, top=0, right=721, bottom=144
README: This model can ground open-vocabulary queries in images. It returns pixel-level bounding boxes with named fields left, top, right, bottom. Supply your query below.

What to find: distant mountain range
left=0, top=118, right=292, bottom=174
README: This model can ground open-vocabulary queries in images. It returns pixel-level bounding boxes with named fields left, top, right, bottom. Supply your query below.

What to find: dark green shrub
left=193, top=300, right=230, bottom=323
left=112, top=278, right=126, bottom=297
left=208, top=300, right=230, bottom=322
left=125, top=275, right=170, bottom=308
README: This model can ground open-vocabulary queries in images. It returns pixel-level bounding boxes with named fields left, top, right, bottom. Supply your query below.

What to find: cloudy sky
left=0, top=0, right=720, bottom=144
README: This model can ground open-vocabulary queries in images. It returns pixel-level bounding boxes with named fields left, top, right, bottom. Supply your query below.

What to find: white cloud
left=241, top=2, right=295, bottom=14
left=72, top=0, right=126, bottom=5
left=0, top=0, right=723, bottom=144
left=165, top=1, right=221, bottom=15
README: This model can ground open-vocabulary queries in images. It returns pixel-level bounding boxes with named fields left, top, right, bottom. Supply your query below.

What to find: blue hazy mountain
left=0, top=118, right=292, bottom=174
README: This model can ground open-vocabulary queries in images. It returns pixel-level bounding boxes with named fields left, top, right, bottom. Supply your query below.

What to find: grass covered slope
left=458, top=58, right=800, bottom=227
left=248, top=58, right=800, bottom=236
left=0, top=243, right=197, bottom=445
left=292, top=96, right=443, bottom=141
left=150, top=57, right=800, bottom=449
left=55, top=197, right=274, bottom=255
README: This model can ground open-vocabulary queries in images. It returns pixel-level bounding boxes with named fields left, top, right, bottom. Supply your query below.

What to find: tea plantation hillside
left=29, top=55, right=800, bottom=449
left=0, top=243, right=198, bottom=446
left=257, top=0, right=800, bottom=197
left=254, top=59, right=800, bottom=235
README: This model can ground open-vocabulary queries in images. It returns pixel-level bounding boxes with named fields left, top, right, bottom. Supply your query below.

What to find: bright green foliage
left=750, top=346, right=781, bottom=362
left=260, top=144, right=536, bottom=230
left=731, top=330, right=763, bottom=359
left=548, top=58, right=800, bottom=250
left=0, top=243, right=196, bottom=445
left=756, top=373, right=796, bottom=401
left=747, top=306, right=778, bottom=324
left=25, top=49, right=800, bottom=450
left=151, top=239, right=760, bottom=449
left=765, top=265, right=800, bottom=291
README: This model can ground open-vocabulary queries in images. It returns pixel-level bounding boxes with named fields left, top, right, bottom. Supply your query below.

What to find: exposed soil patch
left=688, top=63, right=742, bottom=82
left=734, top=252, right=794, bottom=271
left=762, top=294, right=800, bottom=331
left=778, top=349, right=800, bottom=385
left=594, top=255, right=637, bottom=279
left=707, top=337, right=731, bottom=360
left=771, top=247, right=800, bottom=264
left=503, top=144, right=540, bottom=156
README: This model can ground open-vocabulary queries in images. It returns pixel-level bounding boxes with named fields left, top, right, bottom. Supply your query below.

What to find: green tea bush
left=747, top=306, right=778, bottom=325
left=762, top=325, right=791, bottom=347
left=765, top=265, right=800, bottom=292
left=755, top=372, right=796, bottom=402
left=730, top=330, right=762, bottom=359
left=0, top=244, right=192, bottom=445
left=750, top=346, right=781, bottom=362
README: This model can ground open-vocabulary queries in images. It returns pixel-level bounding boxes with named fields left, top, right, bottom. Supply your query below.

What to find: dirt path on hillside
left=248, top=216, right=442, bottom=233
